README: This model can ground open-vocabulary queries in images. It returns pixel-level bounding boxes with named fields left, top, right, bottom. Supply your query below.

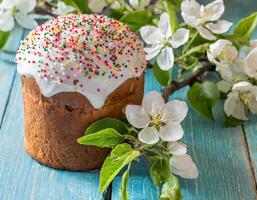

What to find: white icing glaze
left=16, top=14, right=146, bottom=109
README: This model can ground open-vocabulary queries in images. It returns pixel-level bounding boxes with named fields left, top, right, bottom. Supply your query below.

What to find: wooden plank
left=171, top=90, right=257, bottom=200
left=112, top=70, right=257, bottom=200
left=0, top=74, right=103, bottom=200
left=0, top=60, right=16, bottom=128
left=244, top=117, right=257, bottom=182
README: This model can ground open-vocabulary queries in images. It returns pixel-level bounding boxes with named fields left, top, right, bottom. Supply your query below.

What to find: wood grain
left=244, top=117, right=257, bottom=183
left=0, top=60, right=16, bottom=128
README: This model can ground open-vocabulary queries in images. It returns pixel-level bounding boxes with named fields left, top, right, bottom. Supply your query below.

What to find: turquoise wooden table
left=0, top=1, right=257, bottom=199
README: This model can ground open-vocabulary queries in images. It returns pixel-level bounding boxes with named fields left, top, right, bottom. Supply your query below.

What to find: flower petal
left=170, top=154, right=193, bottom=170
left=181, top=0, right=201, bottom=27
left=15, top=12, right=37, bottom=30
left=88, top=0, right=107, bottom=13
left=167, top=141, right=187, bottom=156
left=129, top=0, right=139, bottom=9
left=216, top=65, right=234, bottom=81
left=181, top=13, right=200, bottom=27
left=15, top=0, right=36, bottom=13
left=1, top=0, right=15, bottom=9
left=0, top=12, right=15, bottom=31
left=196, top=25, right=216, bottom=41
left=171, top=28, right=190, bottom=48
left=138, top=127, right=159, bottom=145
left=125, top=105, right=150, bottom=128
left=52, top=1, right=76, bottom=15
left=233, top=81, right=252, bottom=91
left=245, top=47, right=257, bottom=79
left=217, top=80, right=232, bottom=93
left=172, top=159, right=198, bottom=179
left=159, top=122, right=184, bottom=142
left=158, top=12, right=172, bottom=38
left=205, top=20, right=232, bottom=34
left=249, top=98, right=257, bottom=114
left=203, top=0, right=225, bottom=22
left=110, top=1, right=121, bottom=9
left=162, top=100, right=188, bottom=123
left=142, top=91, right=165, bottom=115
left=224, top=92, right=248, bottom=120
left=157, top=47, right=174, bottom=71
left=208, top=39, right=238, bottom=65
left=209, top=39, right=233, bottom=57
left=144, top=44, right=162, bottom=60
left=140, top=26, right=164, bottom=45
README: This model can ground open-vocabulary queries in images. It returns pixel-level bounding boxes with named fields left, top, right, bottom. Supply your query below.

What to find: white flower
left=244, top=46, right=257, bottom=79
left=140, top=12, right=190, bottom=70
left=208, top=39, right=238, bottom=67
left=181, top=0, right=232, bottom=40
left=0, top=0, right=37, bottom=31
left=52, top=1, right=76, bottom=16
left=129, top=0, right=150, bottom=9
left=167, top=141, right=187, bottom=156
left=167, top=141, right=198, bottom=179
left=88, top=0, right=120, bottom=13
left=207, top=39, right=247, bottom=83
left=170, top=154, right=198, bottom=179
left=224, top=81, right=257, bottom=120
left=125, top=91, right=188, bottom=145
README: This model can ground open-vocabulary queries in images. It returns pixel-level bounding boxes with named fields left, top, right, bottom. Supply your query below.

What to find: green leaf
left=85, top=118, right=128, bottom=135
left=100, top=143, right=140, bottom=193
left=163, top=0, right=179, bottom=33
left=153, top=63, right=172, bottom=86
left=234, top=12, right=257, bottom=39
left=222, top=34, right=249, bottom=46
left=150, top=158, right=170, bottom=186
left=120, top=10, right=152, bottom=32
left=78, top=128, right=124, bottom=148
left=109, top=9, right=124, bottom=20
left=0, top=31, right=10, bottom=49
left=224, top=114, right=245, bottom=127
left=160, top=175, right=182, bottom=200
left=119, top=163, right=131, bottom=200
left=182, top=31, right=207, bottom=53
left=188, top=81, right=220, bottom=120
left=61, top=0, right=91, bottom=14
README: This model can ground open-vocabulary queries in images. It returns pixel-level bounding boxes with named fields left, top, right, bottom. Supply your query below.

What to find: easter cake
left=16, top=14, right=146, bottom=171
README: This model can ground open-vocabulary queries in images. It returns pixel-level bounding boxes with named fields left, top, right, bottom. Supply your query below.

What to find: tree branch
left=34, top=7, right=57, bottom=17
left=162, top=63, right=216, bottom=102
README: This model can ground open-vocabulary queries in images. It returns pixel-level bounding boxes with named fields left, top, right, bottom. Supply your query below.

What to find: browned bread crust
left=21, top=74, right=144, bottom=171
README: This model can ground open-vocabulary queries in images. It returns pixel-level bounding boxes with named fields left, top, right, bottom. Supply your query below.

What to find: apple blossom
left=224, top=81, right=257, bottom=120
left=125, top=91, right=188, bottom=145
left=0, top=0, right=37, bottom=31
left=140, top=12, right=190, bottom=70
left=181, top=0, right=232, bottom=40
left=207, top=39, right=238, bottom=67
left=52, top=1, right=76, bottom=16
left=167, top=141, right=198, bottom=179
left=129, top=0, right=150, bottom=9
left=207, top=39, right=246, bottom=87
left=167, top=141, right=187, bottom=156
left=244, top=46, right=257, bottom=80
left=88, top=0, right=120, bottom=13
left=170, top=154, right=198, bottom=179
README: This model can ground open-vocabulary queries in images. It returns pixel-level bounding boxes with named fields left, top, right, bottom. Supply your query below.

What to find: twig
left=162, top=63, right=215, bottom=102
left=34, top=7, right=57, bottom=17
